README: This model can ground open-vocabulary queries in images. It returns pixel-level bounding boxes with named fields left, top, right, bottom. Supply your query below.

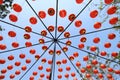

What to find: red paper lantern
left=109, top=17, right=118, bottom=25
left=104, top=0, right=113, bottom=4
left=25, top=41, right=32, bottom=47
left=48, top=8, right=55, bottom=16
left=9, top=14, right=18, bottom=22
left=8, top=55, right=14, bottom=61
left=24, top=33, right=31, bottom=39
left=38, top=11, right=46, bottom=19
left=76, top=0, right=83, bottom=4
left=25, top=26, right=32, bottom=33
left=29, top=49, right=36, bottom=54
left=74, top=20, right=82, bottom=27
left=15, top=61, right=21, bottom=66
left=7, top=65, right=13, bottom=70
left=41, top=30, right=47, bottom=36
left=68, top=14, right=76, bottom=21
left=19, top=53, right=25, bottom=59
left=107, top=6, right=117, bottom=15
left=78, top=43, right=84, bottom=49
left=21, top=65, right=27, bottom=71
left=90, top=10, right=98, bottom=18
left=1, top=69, right=7, bottom=74
left=58, top=26, right=64, bottom=32
left=8, top=31, right=16, bottom=37
left=13, top=3, right=22, bottom=12
left=15, top=70, right=21, bottom=75
left=29, top=17, right=37, bottom=24
left=93, top=37, right=100, bottom=43
left=94, top=22, right=102, bottom=29
left=59, top=9, right=67, bottom=18
left=79, top=28, right=86, bottom=35
left=48, top=25, right=54, bottom=32
left=0, top=59, right=6, bottom=64
left=12, top=42, right=19, bottom=48
left=64, top=32, right=70, bottom=38
left=0, top=35, right=3, bottom=41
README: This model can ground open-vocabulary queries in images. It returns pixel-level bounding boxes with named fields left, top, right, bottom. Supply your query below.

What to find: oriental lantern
left=64, top=73, right=69, bottom=79
left=78, top=43, right=84, bottom=49
left=42, top=45, right=48, bottom=50
left=64, top=32, right=70, bottom=38
left=90, top=10, right=98, bottom=18
left=76, top=0, right=84, bottom=4
left=25, top=26, right=32, bottom=33
left=83, top=56, right=89, bottom=61
left=19, top=53, right=25, bottom=59
left=39, top=38, right=45, bottom=44
left=0, top=44, right=7, bottom=50
left=29, top=17, right=37, bottom=24
left=12, top=3, right=22, bottom=12
left=59, top=9, right=67, bottom=18
left=24, top=33, right=31, bottom=39
left=57, top=74, right=62, bottom=79
left=29, top=49, right=36, bottom=54
left=56, top=61, right=61, bottom=66
left=107, top=6, right=117, bottom=15
left=41, top=58, right=47, bottom=64
left=21, top=65, right=27, bottom=71
left=0, top=59, right=6, bottom=64
left=9, top=14, right=18, bottom=22
left=62, top=59, right=67, bottom=64
left=79, top=28, right=86, bottom=35
left=1, top=69, right=7, bottom=74
left=68, top=14, right=76, bottom=21
left=62, top=46, right=68, bottom=52
left=46, top=67, right=51, bottom=72
left=32, top=71, right=38, bottom=76
left=0, top=35, right=3, bottom=41
left=15, top=61, right=21, bottom=66
left=26, top=58, right=31, bottom=64
left=74, top=20, right=82, bottom=27
left=38, top=11, right=46, bottom=19
left=108, top=33, right=116, bottom=40
left=66, top=66, right=71, bottom=71
left=73, top=52, right=79, bottom=58
left=80, top=37, right=87, bottom=43
left=76, top=61, right=81, bottom=68
left=41, top=30, right=47, bottom=37
left=69, top=56, right=74, bottom=61
left=12, top=42, right=19, bottom=48
left=56, top=50, right=61, bottom=55
left=104, top=0, right=114, bottom=4
left=58, top=26, right=64, bottom=32
left=48, top=60, right=52, bottom=65
left=9, top=74, right=15, bottom=79
left=94, top=22, right=102, bottom=29
left=93, top=37, right=100, bottom=44
left=8, top=55, right=14, bottom=61
left=8, top=31, right=16, bottom=37
left=71, top=72, right=76, bottom=77
left=58, top=67, right=63, bottom=72
left=48, top=25, right=54, bottom=32
left=48, top=8, right=55, bottom=16
left=48, top=49, right=54, bottom=55
left=66, top=40, right=72, bottom=46
left=38, top=65, right=43, bottom=70
left=40, top=73, right=45, bottom=78
left=109, top=17, right=118, bottom=25
left=15, top=70, right=21, bottom=75
left=35, top=54, right=40, bottom=60
left=7, top=65, right=13, bottom=70
left=25, top=41, right=32, bottom=47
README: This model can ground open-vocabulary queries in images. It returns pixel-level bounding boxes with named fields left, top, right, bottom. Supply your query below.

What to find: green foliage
left=0, top=0, right=13, bottom=19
